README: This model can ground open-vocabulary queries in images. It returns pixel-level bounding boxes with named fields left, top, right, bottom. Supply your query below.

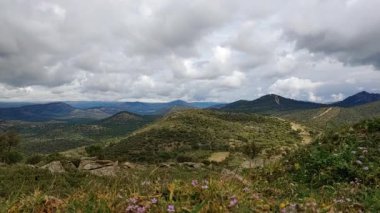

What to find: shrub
left=3, top=151, right=23, bottom=164
left=26, top=154, right=44, bottom=165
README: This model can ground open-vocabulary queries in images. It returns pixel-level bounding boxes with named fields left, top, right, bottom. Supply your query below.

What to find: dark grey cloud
left=0, top=0, right=379, bottom=102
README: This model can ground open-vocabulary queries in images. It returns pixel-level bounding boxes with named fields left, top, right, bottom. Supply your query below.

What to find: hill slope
left=0, top=102, right=110, bottom=121
left=105, top=109, right=302, bottom=162
left=222, top=94, right=325, bottom=114
left=332, top=91, right=380, bottom=107
left=282, top=101, right=380, bottom=128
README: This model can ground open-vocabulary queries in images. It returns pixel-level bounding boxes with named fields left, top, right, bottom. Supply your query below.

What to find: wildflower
left=351, top=151, right=356, bottom=154
left=355, top=160, right=363, bottom=165
left=126, top=205, right=138, bottom=212
left=191, top=180, right=198, bottom=187
left=129, top=197, right=138, bottom=204
left=363, top=166, right=369, bottom=171
left=359, top=155, right=365, bottom=159
left=151, top=197, right=158, bottom=204
left=362, top=149, right=368, bottom=154
left=201, top=185, right=208, bottom=190
left=136, top=206, right=146, bottom=213
left=167, top=204, right=175, bottom=212
left=228, top=196, right=238, bottom=208
left=243, top=187, right=250, bottom=193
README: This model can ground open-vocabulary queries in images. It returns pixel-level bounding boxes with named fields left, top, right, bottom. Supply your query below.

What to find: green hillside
left=222, top=94, right=324, bottom=114
left=105, top=109, right=301, bottom=162
left=282, top=101, right=380, bottom=128
left=5, top=112, right=156, bottom=154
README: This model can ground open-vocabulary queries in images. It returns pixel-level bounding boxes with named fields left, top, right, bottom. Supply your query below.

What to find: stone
left=78, top=160, right=114, bottom=170
left=122, top=161, right=138, bottom=169
left=179, top=162, right=204, bottom=169
left=89, top=166, right=118, bottom=177
left=41, top=161, right=66, bottom=173
left=78, top=159, right=119, bottom=176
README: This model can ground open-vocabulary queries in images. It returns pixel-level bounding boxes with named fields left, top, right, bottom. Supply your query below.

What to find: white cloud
left=269, top=77, right=324, bottom=101
left=0, top=0, right=379, bottom=102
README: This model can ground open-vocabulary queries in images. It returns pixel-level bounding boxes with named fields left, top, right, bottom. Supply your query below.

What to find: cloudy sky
left=1, top=0, right=380, bottom=102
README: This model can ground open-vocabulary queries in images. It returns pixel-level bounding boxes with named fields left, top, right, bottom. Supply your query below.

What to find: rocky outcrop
left=40, top=161, right=66, bottom=173
left=78, top=159, right=119, bottom=176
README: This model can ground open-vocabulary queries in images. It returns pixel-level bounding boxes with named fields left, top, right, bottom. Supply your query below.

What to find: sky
left=0, top=0, right=380, bottom=103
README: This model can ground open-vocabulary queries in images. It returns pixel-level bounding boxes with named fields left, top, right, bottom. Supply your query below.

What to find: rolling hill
left=282, top=101, right=380, bottom=128
left=105, top=109, right=302, bottom=162
left=0, top=102, right=110, bottom=121
left=68, top=100, right=224, bottom=115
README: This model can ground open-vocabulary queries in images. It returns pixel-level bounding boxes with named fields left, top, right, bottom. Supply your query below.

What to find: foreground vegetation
left=1, top=118, right=379, bottom=212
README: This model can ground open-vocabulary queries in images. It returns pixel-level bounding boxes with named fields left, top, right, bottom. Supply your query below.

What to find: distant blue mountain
left=222, top=91, right=380, bottom=114
left=66, top=100, right=224, bottom=115
left=0, top=102, right=110, bottom=121
left=331, top=91, right=380, bottom=107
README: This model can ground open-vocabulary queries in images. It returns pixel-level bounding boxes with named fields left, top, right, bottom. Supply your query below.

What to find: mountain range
left=221, top=91, right=380, bottom=114
left=0, top=91, right=379, bottom=122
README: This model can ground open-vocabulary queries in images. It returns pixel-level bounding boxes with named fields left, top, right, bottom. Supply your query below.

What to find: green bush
left=85, top=145, right=104, bottom=159
left=3, top=151, right=23, bottom=164
left=26, top=154, right=44, bottom=165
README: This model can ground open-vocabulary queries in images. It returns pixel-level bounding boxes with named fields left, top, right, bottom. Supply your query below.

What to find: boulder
left=41, top=161, right=65, bottom=173
left=90, top=166, right=118, bottom=177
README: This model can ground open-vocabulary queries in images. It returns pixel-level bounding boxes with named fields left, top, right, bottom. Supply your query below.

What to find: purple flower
left=191, top=180, right=198, bottom=187
left=126, top=205, right=138, bottom=212
left=151, top=197, right=158, bottom=204
left=228, top=196, right=238, bottom=208
left=136, top=206, right=146, bottom=213
left=129, top=197, right=138, bottom=204
left=167, top=204, right=175, bottom=212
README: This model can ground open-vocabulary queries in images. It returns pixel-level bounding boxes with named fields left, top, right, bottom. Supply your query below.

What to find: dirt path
left=290, top=122, right=312, bottom=144
left=241, top=118, right=312, bottom=168
left=208, top=152, right=230, bottom=163
left=312, top=107, right=333, bottom=119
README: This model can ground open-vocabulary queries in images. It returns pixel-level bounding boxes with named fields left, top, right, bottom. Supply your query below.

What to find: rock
left=89, top=166, right=118, bottom=177
left=41, top=161, right=66, bottom=173
left=179, top=162, right=204, bottom=169
left=78, top=159, right=119, bottom=176
left=61, top=160, right=77, bottom=171
left=78, top=160, right=114, bottom=170
left=159, top=162, right=176, bottom=168
left=122, top=161, right=138, bottom=169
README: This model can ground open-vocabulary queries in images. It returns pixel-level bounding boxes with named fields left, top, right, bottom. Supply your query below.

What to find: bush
left=26, top=154, right=43, bottom=165
left=3, top=151, right=23, bottom=164
left=85, top=145, right=104, bottom=159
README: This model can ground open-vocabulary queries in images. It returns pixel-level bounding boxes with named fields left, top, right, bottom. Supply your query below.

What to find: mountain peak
left=333, top=91, right=380, bottom=107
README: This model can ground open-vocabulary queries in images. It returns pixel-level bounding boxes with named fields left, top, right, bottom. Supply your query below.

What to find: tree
left=0, top=131, right=22, bottom=163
